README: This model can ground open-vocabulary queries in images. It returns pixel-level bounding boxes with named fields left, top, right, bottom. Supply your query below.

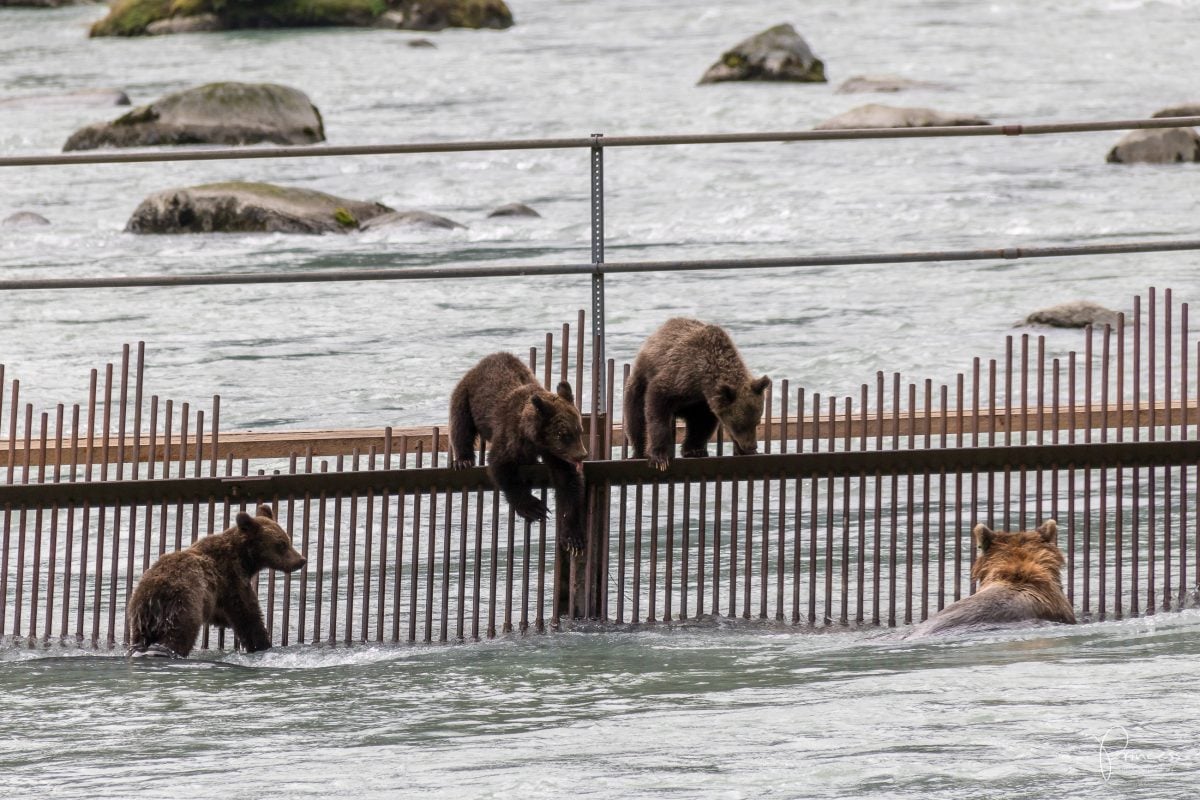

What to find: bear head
left=236, top=504, right=307, bottom=575
left=525, top=381, right=588, bottom=470
left=711, top=375, right=771, bottom=455
left=971, top=519, right=1065, bottom=588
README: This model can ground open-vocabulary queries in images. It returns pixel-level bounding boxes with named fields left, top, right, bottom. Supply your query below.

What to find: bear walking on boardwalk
left=909, top=519, right=1076, bottom=636
left=449, top=352, right=589, bottom=552
left=127, top=505, right=306, bottom=657
left=624, top=318, right=770, bottom=471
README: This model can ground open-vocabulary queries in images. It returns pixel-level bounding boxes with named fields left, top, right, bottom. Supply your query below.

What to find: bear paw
left=513, top=496, right=548, bottom=523
left=648, top=453, right=672, bottom=472
left=559, top=531, right=586, bottom=554
left=451, top=457, right=475, bottom=470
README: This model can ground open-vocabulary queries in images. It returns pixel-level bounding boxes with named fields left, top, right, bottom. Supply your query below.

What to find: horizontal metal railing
left=1, top=115, right=1197, bottom=168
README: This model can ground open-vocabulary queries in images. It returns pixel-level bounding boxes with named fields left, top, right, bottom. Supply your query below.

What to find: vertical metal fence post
left=591, top=133, right=606, bottom=406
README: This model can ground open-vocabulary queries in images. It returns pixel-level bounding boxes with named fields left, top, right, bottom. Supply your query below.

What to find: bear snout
left=286, top=556, right=307, bottom=573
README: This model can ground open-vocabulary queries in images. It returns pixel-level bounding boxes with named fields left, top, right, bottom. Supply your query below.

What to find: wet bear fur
left=910, top=519, right=1076, bottom=636
left=624, top=318, right=770, bottom=470
left=127, top=505, right=306, bottom=657
left=449, top=352, right=589, bottom=552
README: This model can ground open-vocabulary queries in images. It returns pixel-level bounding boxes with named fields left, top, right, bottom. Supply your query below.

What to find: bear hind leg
left=449, top=386, right=479, bottom=469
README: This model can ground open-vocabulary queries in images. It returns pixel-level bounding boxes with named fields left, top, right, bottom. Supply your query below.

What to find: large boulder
left=815, top=103, right=989, bottom=130
left=63, top=83, right=324, bottom=151
left=1024, top=301, right=1122, bottom=329
left=126, top=182, right=393, bottom=234
left=1106, top=128, right=1200, bottom=164
left=698, top=24, right=825, bottom=85
left=0, top=88, right=130, bottom=109
left=835, top=74, right=950, bottom=94
left=89, top=0, right=513, bottom=37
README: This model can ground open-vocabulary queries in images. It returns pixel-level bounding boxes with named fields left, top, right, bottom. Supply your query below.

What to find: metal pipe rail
left=3, top=237, right=1200, bottom=292
left=0, top=115, right=1198, bottom=167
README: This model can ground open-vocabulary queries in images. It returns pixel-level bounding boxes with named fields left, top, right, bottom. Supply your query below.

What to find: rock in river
left=815, top=103, right=989, bottom=130
left=699, top=23, right=825, bottom=85
left=0, top=88, right=130, bottom=109
left=360, top=210, right=466, bottom=230
left=835, top=74, right=950, bottom=94
left=126, top=182, right=393, bottom=235
left=63, top=82, right=325, bottom=151
left=1106, top=128, right=1200, bottom=164
left=1024, top=301, right=1122, bottom=329
left=2, top=211, right=52, bottom=227
left=486, top=202, right=540, bottom=218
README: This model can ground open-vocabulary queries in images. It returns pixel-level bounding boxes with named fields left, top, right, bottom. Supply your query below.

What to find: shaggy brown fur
left=127, top=505, right=305, bottom=657
left=449, top=352, right=589, bottom=551
left=910, top=519, right=1076, bottom=636
left=624, top=318, right=770, bottom=470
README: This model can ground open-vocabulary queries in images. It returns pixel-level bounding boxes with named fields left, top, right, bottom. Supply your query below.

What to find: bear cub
left=909, top=519, right=1076, bottom=636
left=625, top=318, right=770, bottom=470
left=127, top=504, right=306, bottom=657
left=449, top=352, right=589, bottom=552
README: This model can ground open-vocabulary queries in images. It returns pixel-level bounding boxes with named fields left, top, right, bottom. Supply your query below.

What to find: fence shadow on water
left=1, top=287, right=1199, bottom=651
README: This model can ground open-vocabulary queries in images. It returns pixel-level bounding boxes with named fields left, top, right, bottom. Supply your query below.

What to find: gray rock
left=2, top=212, right=51, bottom=227
left=835, top=74, right=950, bottom=94
left=146, top=13, right=222, bottom=35
left=1106, top=128, right=1200, bottom=164
left=1152, top=103, right=1200, bottom=118
left=1024, top=301, right=1122, bottom=329
left=126, top=182, right=392, bottom=235
left=407, top=38, right=437, bottom=48
left=698, top=23, right=825, bottom=85
left=63, top=82, right=325, bottom=152
left=815, top=103, right=989, bottom=130
left=0, top=88, right=130, bottom=109
left=361, top=210, right=466, bottom=230
left=487, top=202, right=540, bottom=218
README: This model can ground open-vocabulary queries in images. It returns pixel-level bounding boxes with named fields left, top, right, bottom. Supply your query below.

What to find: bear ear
left=236, top=512, right=262, bottom=534
left=751, top=375, right=771, bottom=395
left=556, top=381, right=575, bottom=405
left=256, top=504, right=274, bottom=521
left=973, top=523, right=995, bottom=551
left=715, top=383, right=737, bottom=407
left=1036, top=519, right=1058, bottom=542
left=530, top=394, right=553, bottom=418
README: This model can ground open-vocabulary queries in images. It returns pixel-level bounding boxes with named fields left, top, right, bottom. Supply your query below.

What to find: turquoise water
left=4, top=0, right=1200, bottom=796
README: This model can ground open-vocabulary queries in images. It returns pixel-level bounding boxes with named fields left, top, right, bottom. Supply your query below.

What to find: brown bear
left=624, top=318, right=770, bottom=470
left=449, top=352, right=589, bottom=552
left=127, top=504, right=305, bottom=657
left=909, top=519, right=1076, bottom=636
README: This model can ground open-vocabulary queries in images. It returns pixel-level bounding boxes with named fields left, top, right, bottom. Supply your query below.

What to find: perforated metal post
left=590, top=134, right=606, bottom=408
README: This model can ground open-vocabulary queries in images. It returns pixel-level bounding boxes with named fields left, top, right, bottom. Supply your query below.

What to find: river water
left=3, top=0, right=1200, bottom=796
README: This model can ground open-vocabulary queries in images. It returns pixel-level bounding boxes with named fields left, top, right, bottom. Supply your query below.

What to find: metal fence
left=2, top=287, right=1199, bottom=649
left=4, top=118, right=1200, bottom=649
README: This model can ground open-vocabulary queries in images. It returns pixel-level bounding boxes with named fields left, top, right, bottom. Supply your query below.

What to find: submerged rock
left=1106, top=128, right=1200, bottom=164
left=486, top=202, right=540, bottom=218
left=407, top=38, right=437, bottom=47
left=90, top=0, right=513, bottom=37
left=126, top=182, right=392, bottom=235
left=1152, top=103, right=1200, bottom=119
left=1024, top=301, right=1122, bottom=329
left=698, top=23, right=825, bottom=85
left=2, top=211, right=51, bottom=227
left=361, top=210, right=466, bottom=230
left=835, top=74, right=950, bottom=94
left=63, top=82, right=325, bottom=151
left=0, top=88, right=130, bottom=109
left=815, top=103, right=989, bottom=130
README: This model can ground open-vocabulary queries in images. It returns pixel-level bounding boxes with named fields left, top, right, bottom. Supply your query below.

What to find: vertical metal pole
left=590, top=134, right=606, bottom=408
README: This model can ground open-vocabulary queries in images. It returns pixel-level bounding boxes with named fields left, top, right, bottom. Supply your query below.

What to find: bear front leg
left=448, top=386, right=479, bottom=469
left=223, top=583, right=272, bottom=653
left=546, top=455, right=586, bottom=554
left=623, top=372, right=649, bottom=459
left=489, top=457, right=548, bottom=523
left=681, top=404, right=719, bottom=458
left=644, top=388, right=677, bottom=471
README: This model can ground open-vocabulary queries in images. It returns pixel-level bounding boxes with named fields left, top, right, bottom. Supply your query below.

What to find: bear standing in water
left=127, top=505, right=306, bottom=657
left=624, top=318, right=770, bottom=471
left=909, top=519, right=1076, bottom=636
left=449, top=352, right=589, bottom=552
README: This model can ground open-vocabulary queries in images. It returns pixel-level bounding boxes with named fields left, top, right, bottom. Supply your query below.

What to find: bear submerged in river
left=909, top=519, right=1076, bottom=636
left=127, top=505, right=306, bottom=657
left=449, top=352, right=588, bottom=552
left=624, top=318, right=770, bottom=471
